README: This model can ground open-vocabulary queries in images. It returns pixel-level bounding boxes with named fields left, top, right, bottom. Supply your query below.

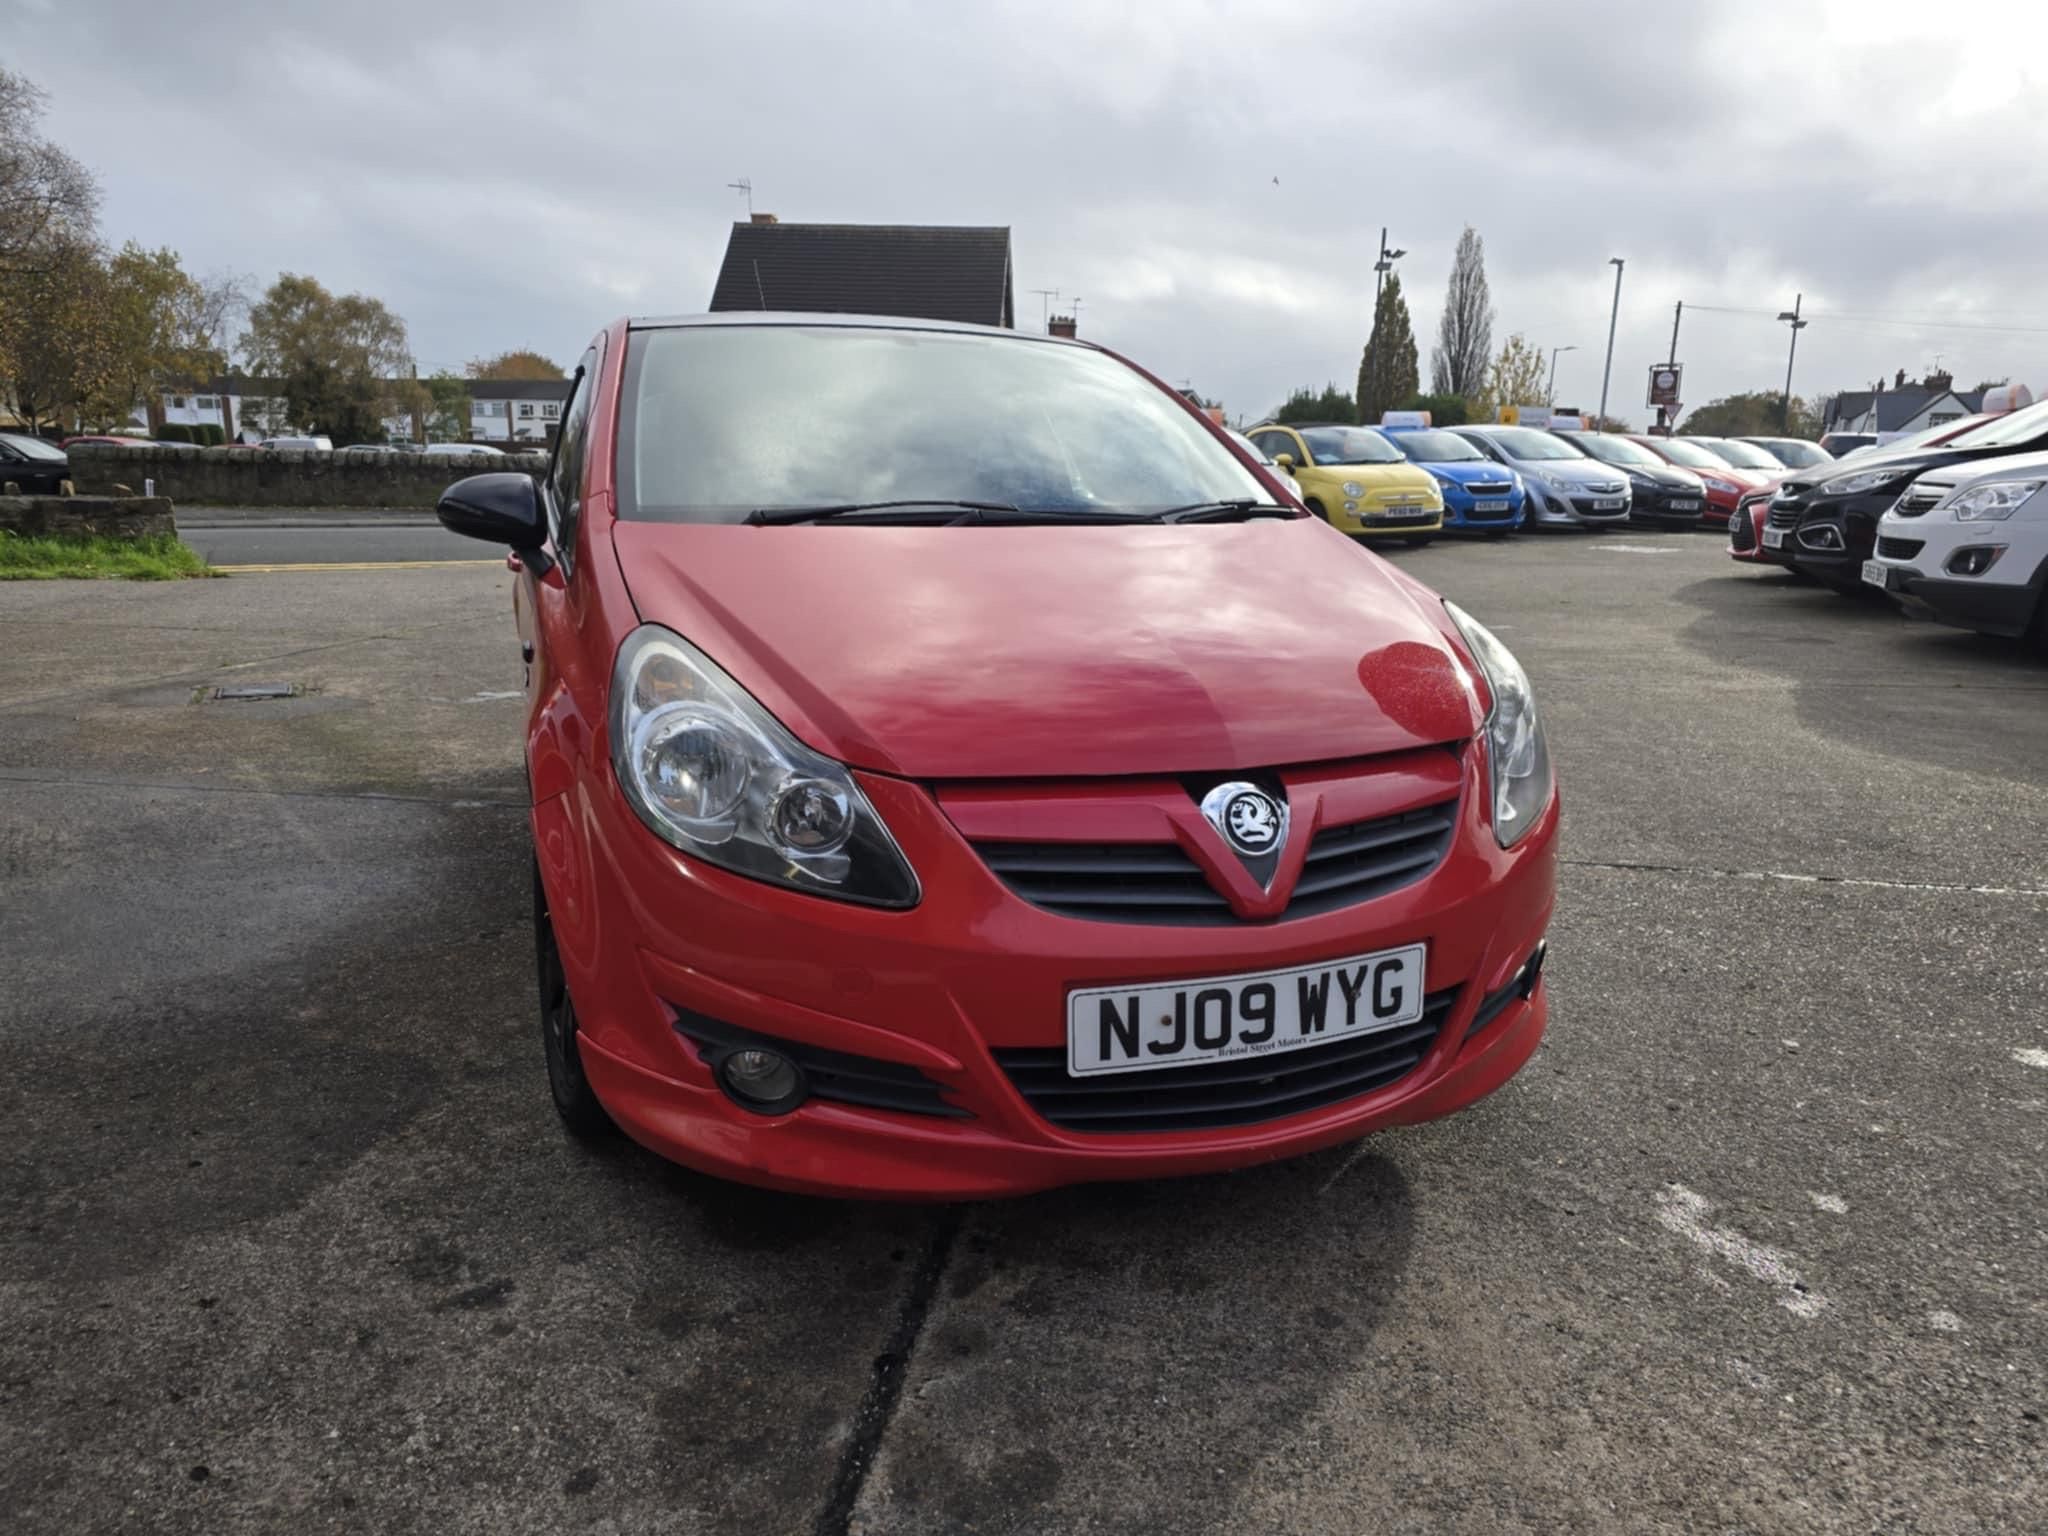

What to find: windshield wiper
left=744, top=499, right=1022, bottom=526
left=1145, top=499, right=1300, bottom=524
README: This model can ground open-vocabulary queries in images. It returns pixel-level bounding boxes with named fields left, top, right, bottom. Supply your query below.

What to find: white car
left=1446, top=425, right=1632, bottom=528
left=422, top=442, right=508, bottom=458
left=1864, top=448, right=2048, bottom=644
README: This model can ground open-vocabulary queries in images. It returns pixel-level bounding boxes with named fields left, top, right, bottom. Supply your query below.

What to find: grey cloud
left=11, top=0, right=2048, bottom=417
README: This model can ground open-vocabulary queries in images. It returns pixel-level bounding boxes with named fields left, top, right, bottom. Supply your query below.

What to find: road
left=2, top=537, right=2044, bottom=1534
left=178, top=510, right=488, bottom=567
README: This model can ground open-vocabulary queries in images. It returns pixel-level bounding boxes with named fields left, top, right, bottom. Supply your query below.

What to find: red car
left=59, top=434, right=153, bottom=449
left=434, top=313, right=1559, bottom=1198
left=1625, top=435, right=1766, bottom=524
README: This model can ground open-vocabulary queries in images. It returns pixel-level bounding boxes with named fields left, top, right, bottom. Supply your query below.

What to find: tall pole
left=1655, top=299, right=1684, bottom=434
left=1363, top=229, right=1405, bottom=422
left=1597, top=257, right=1624, bottom=428
left=1547, top=344, right=1577, bottom=406
left=1778, top=293, right=1808, bottom=433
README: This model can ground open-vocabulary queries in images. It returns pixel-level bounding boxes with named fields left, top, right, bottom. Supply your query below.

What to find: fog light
left=1343, top=500, right=1359, bottom=512
left=1946, top=545, right=2006, bottom=578
left=718, top=1048, right=806, bottom=1113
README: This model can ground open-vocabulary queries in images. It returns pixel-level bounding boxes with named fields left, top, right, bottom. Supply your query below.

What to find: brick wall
left=64, top=445, right=549, bottom=510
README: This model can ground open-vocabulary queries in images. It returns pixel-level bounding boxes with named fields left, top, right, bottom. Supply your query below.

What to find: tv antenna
left=1029, top=288, right=1062, bottom=329
left=727, top=178, right=753, bottom=217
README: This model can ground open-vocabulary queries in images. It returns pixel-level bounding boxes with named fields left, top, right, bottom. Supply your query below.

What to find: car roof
left=625, top=311, right=1081, bottom=346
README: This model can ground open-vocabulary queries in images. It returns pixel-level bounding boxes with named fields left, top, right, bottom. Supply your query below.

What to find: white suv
left=1863, top=448, right=2048, bottom=645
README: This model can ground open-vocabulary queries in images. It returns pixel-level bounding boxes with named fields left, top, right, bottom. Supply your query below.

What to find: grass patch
left=0, top=531, right=212, bottom=580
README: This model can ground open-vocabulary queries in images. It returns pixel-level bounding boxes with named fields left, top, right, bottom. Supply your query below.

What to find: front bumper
left=1331, top=498, right=1444, bottom=537
left=1770, top=488, right=1895, bottom=582
left=1629, top=488, right=1708, bottom=527
left=540, top=750, right=1559, bottom=1198
left=1440, top=485, right=1526, bottom=531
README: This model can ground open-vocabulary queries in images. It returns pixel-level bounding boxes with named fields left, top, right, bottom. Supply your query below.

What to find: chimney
left=749, top=212, right=778, bottom=225
left=1895, top=367, right=1907, bottom=389
left=1047, top=314, right=1078, bottom=338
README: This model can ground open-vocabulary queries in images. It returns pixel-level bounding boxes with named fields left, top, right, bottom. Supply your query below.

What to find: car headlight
left=1444, top=601, right=1553, bottom=849
left=1699, top=475, right=1738, bottom=494
left=1947, top=479, right=2045, bottom=521
left=1342, top=480, right=1365, bottom=498
left=1817, top=466, right=1911, bottom=497
left=1539, top=472, right=1574, bottom=492
left=608, top=624, right=919, bottom=906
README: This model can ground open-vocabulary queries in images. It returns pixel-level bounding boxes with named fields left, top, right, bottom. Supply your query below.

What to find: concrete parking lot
left=3, top=534, right=2044, bottom=1535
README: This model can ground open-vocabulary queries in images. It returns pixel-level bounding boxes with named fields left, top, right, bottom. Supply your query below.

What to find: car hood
left=1909, top=446, right=2048, bottom=493
left=610, top=519, right=1484, bottom=780
left=1423, top=461, right=1518, bottom=486
left=1624, top=464, right=1702, bottom=490
left=1511, top=458, right=1625, bottom=487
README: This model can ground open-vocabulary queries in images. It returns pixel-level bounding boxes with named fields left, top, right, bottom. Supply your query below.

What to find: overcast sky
left=11, top=0, right=2048, bottom=424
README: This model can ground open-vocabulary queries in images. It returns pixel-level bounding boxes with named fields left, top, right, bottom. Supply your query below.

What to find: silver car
left=1447, top=425, right=1631, bottom=528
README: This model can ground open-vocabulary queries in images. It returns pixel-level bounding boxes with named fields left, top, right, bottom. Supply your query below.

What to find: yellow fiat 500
left=1247, top=423, right=1444, bottom=543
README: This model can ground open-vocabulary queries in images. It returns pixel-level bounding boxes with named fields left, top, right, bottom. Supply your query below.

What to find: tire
left=534, top=859, right=616, bottom=1140
left=2026, top=590, right=2048, bottom=655
left=1304, top=498, right=1329, bottom=523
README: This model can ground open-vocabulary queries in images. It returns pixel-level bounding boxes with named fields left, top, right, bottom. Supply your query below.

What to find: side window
left=548, top=343, right=602, bottom=568
left=1279, top=430, right=1310, bottom=465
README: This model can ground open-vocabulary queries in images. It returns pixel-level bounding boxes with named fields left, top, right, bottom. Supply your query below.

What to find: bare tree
left=0, top=68, right=99, bottom=277
left=1429, top=227, right=1493, bottom=399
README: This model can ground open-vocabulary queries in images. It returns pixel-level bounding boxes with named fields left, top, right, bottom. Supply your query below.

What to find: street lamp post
left=1597, top=257, right=1624, bottom=427
left=1547, top=344, right=1579, bottom=406
left=1777, top=294, right=1808, bottom=432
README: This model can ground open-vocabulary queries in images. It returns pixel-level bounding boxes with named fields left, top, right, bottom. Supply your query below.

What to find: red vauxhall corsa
left=434, top=314, right=1559, bottom=1198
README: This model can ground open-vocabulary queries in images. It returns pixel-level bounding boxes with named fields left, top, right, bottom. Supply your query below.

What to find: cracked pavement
left=2, top=535, right=2044, bottom=1533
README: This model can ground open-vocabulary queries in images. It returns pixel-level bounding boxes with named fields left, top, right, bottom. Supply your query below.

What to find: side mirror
left=1273, top=453, right=1296, bottom=473
left=438, top=471, right=545, bottom=551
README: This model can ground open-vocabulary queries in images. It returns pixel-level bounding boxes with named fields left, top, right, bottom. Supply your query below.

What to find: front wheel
left=1304, top=497, right=1329, bottom=523
left=535, top=860, right=615, bottom=1140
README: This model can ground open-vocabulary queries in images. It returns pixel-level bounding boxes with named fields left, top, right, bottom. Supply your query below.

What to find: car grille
left=1767, top=504, right=1801, bottom=528
left=1876, top=536, right=1924, bottom=560
left=993, top=987, right=1458, bottom=1133
left=1892, top=490, right=1942, bottom=518
left=974, top=799, right=1459, bottom=926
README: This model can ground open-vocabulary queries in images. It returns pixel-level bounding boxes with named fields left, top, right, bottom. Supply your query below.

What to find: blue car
left=1374, top=425, right=1526, bottom=534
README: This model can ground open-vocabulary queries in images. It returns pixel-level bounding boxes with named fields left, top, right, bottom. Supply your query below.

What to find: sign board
left=1647, top=364, right=1682, bottom=412
left=1499, top=404, right=1554, bottom=426
left=1380, top=409, right=1431, bottom=428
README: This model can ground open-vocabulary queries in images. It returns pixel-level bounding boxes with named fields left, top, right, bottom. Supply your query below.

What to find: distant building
left=709, top=214, right=1015, bottom=328
left=1822, top=369, right=1984, bottom=438
left=469, top=378, right=570, bottom=443
left=121, top=375, right=571, bottom=444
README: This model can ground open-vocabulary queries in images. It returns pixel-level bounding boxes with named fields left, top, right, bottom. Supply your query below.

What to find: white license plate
left=1593, top=498, right=1625, bottom=512
left=1067, top=943, right=1428, bottom=1077
left=1861, top=558, right=1892, bottom=589
left=1762, top=526, right=1787, bottom=549
left=1668, top=499, right=1700, bottom=511
left=1472, top=499, right=1510, bottom=512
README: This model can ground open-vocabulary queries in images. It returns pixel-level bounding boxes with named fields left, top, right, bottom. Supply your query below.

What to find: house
left=1822, top=370, right=1985, bottom=438
left=468, top=379, right=571, bottom=443
left=127, top=376, right=293, bottom=442
left=708, top=214, right=1014, bottom=327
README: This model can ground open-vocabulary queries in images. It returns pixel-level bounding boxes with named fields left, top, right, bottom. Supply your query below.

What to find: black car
left=1554, top=430, right=1708, bottom=527
left=0, top=432, right=72, bottom=494
left=1766, top=401, right=2048, bottom=590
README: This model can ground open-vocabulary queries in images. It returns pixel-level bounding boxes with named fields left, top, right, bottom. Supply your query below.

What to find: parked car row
left=1243, top=413, right=1833, bottom=543
left=1730, top=395, right=2048, bottom=646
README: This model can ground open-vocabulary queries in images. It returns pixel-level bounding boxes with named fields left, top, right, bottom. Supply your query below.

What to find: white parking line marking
left=1809, top=1193, right=1848, bottom=1214
left=2014, top=1048, right=2048, bottom=1069
left=1592, top=543, right=1679, bottom=554
left=1928, top=1310, right=1964, bottom=1332
left=1656, top=1185, right=1828, bottom=1319
left=463, top=690, right=523, bottom=704
left=1568, top=858, right=2048, bottom=901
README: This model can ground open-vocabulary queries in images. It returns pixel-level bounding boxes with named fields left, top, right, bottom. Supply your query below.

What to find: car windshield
left=1648, top=437, right=1730, bottom=469
left=1477, top=428, right=1585, bottom=461
left=1297, top=427, right=1402, bottom=465
left=1389, top=429, right=1483, bottom=462
left=1948, top=397, right=2048, bottom=449
left=1569, top=433, right=1662, bottom=468
left=1750, top=438, right=1830, bottom=467
left=0, top=432, right=67, bottom=462
left=620, top=325, right=1269, bottom=521
left=1688, top=437, right=1780, bottom=470
left=1227, top=429, right=1278, bottom=467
